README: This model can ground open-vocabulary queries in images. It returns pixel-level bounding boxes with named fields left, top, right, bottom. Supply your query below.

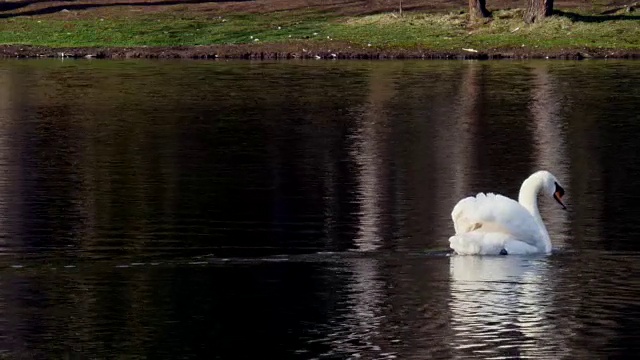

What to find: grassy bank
left=0, top=6, right=638, bottom=58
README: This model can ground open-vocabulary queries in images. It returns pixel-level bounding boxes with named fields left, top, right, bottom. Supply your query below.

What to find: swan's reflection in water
left=449, top=255, right=568, bottom=358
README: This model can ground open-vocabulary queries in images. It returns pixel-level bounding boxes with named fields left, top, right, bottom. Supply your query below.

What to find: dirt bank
left=1, top=43, right=638, bottom=60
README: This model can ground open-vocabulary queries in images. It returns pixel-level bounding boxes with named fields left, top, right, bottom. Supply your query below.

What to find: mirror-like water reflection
left=0, top=59, right=638, bottom=358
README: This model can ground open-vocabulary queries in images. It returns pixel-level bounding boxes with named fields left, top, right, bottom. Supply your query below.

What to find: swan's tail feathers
left=449, top=232, right=511, bottom=255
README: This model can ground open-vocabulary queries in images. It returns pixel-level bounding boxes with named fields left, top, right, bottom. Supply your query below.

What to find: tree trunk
left=524, top=0, right=554, bottom=23
left=468, top=0, right=491, bottom=19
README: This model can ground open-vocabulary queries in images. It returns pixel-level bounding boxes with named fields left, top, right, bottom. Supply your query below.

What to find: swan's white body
left=449, top=170, right=565, bottom=255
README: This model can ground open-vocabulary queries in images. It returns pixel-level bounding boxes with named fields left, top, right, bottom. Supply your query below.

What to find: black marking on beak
left=554, top=182, right=566, bottom=210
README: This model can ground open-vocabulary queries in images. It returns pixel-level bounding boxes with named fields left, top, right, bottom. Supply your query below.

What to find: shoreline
left=2, top=44, right=639, bottom=61
left=0, top=2, right=637, bottom=62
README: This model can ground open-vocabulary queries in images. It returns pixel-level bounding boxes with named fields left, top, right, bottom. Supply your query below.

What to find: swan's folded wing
left=451, top=192, right=543, bottom=246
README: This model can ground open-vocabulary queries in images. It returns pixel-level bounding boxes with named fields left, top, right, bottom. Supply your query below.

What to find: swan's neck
left=518, top=175, right=551, bottom=247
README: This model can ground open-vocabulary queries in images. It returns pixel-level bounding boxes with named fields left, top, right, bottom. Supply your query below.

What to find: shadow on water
left=0, top=59, right=637, bottom=358
left=0, top=59, right=639, bottom=255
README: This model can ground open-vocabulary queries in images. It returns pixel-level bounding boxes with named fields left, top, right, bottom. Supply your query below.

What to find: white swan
left=449, top=170, right=566, bottom=255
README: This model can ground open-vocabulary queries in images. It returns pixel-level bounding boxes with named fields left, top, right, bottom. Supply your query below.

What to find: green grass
left=0, top=8, right=637, bottom=51
left=0, top=11, right=333, bottom=47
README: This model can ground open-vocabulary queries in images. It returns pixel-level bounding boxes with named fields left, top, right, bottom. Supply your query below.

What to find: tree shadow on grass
left=0, top=0, right=54, bottom=12
left=555, top=9, right=640, bottom=22
left=0, top=0, right=253, bottom=18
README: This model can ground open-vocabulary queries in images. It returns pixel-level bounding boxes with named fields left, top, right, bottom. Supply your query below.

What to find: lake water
left=0, top=59, right=638, bottom=359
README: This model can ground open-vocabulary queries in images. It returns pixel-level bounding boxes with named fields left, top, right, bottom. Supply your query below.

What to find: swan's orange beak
left=554, top=191, right=566, bottom=210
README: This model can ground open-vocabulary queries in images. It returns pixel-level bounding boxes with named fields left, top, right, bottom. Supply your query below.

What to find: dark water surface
left=0, top=59, right=639, bottom=359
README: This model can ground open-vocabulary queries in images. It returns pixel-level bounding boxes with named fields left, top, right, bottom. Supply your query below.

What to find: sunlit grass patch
left=329, top=9, right=640, bottom=50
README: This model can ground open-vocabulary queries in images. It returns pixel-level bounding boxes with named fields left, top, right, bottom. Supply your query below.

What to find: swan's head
left=536, top=170, right=566, bottom=210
